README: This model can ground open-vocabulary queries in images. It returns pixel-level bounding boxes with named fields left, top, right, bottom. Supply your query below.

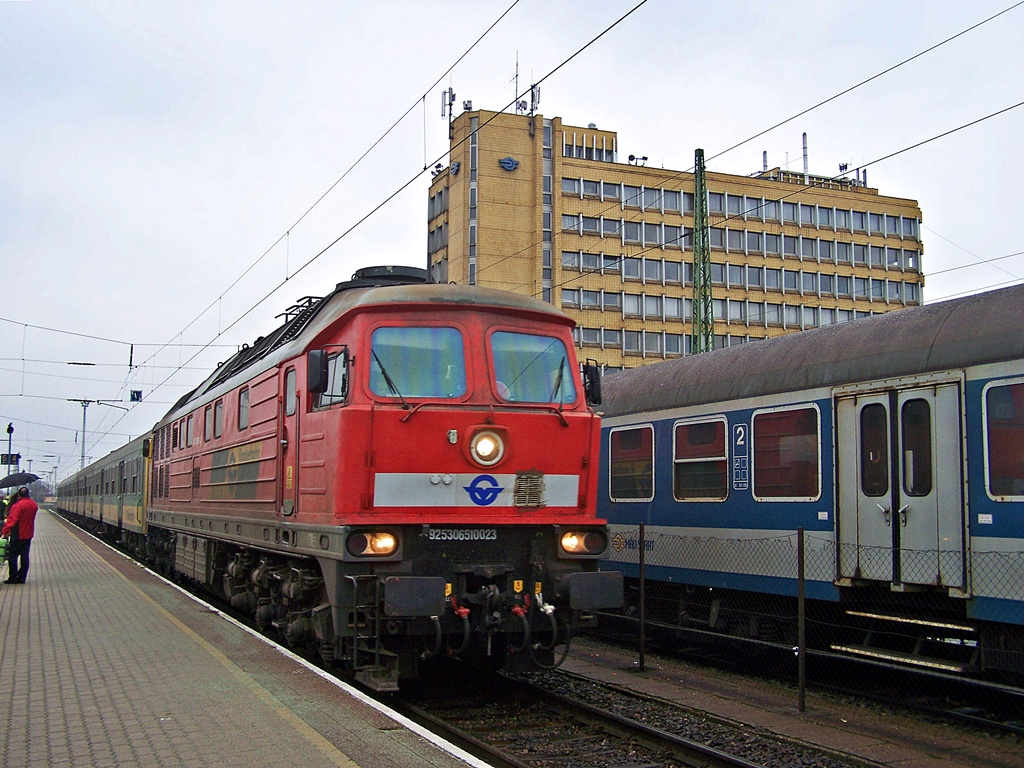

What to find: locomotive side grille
left=513, top=471, right=546, bottom=508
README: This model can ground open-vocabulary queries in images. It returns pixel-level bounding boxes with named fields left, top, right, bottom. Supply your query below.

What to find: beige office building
left=427, top=109, right=924, bottom=369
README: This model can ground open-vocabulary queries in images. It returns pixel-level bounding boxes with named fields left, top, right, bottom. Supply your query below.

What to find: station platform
left=0, top=509, right=484, bottom=768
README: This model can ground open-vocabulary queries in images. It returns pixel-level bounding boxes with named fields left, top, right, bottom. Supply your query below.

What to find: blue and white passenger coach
left=597, top=283, right=1024, bottom=677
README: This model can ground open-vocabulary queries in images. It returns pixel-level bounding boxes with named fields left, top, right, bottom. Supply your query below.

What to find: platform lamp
left=6, top=423, right=12, bottom=473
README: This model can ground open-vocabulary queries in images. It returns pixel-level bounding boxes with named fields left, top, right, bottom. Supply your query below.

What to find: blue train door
left=837, top=382, right=966, bottom=590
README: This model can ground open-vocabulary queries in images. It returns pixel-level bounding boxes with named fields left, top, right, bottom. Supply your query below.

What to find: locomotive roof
left=160, top=275, right=571, bottom=425
left=601, top=283, right=1024, bottom=418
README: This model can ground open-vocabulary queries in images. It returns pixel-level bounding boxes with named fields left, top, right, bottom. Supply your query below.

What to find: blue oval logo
left=464, top=474, right=504, bottom=506
left=498, top=156, right=519, bottom=171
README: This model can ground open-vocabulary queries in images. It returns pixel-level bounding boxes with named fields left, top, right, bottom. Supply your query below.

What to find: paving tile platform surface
left=0, top=510, right=478, bottom=768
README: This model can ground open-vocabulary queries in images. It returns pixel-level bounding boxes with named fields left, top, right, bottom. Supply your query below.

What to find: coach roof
left=601, top=282, right=1024, bottom=418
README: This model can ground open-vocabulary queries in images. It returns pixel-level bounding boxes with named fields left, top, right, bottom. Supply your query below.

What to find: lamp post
left=68, top=399, right=129, bottom=470
left=6, top=423, right=12, bottom=473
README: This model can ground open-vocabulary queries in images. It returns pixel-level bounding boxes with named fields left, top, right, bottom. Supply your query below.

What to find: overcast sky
left=2, top=0, right=1021, bottom=481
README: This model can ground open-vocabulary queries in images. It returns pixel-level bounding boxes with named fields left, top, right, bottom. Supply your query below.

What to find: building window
left=726, top=229, right=744, bottom=252
left=644, top=294, right=663, bottom=319
left=708, top=192, right=724, bottom=213
left=603, top=328, right=621, bottom=347
left=562, top=178, right=580, bottom=194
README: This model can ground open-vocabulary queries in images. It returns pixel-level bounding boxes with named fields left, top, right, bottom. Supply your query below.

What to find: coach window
left=860, top=404, right=889, bottom=496
left=370, top=327, right=466, bottom=399
left=285, top=368, right=297, bottom=416
left=752, top=406, right=820, bottom=501
left=984, top=381, right=1024, bottom=498
left=214, top=400, right=224, bottom=439
left=901, top=399, right=932, bottom=496
left=673, top=418, right=728, bottom=501
left=609, top=425, right=654, bottom=502
left=238, top=388, right=250, bottom=430
left=491, top=332, right=577, bottom=404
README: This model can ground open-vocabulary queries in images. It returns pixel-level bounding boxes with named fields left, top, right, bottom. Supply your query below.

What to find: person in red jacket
left=2, top=486, right=38, bottom=584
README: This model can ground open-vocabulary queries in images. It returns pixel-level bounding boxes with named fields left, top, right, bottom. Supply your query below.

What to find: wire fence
left=599, top=525, right=1024, bottom=709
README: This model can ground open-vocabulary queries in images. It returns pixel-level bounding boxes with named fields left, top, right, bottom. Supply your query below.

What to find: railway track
left=394, top=666, right=867, bottom=768
left=590, top=617, right=1024, bottom=737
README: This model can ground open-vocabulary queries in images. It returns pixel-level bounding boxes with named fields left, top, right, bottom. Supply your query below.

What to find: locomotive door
left=279, top=366, right=299, bottom=517
left=837, top=383, right=965, bottom=589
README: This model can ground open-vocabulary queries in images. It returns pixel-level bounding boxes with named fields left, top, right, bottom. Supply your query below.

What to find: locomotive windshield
left=369, top=326, right=467, bottom=398
left=491, top=332, right=578, bottom=404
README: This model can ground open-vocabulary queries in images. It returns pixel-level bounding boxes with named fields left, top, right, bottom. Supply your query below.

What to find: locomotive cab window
left=984, top=380, right=1024, bottom=498
left=752, top=405, right=820, bottom=501
left=285, top=368, right=297, bottom=415
left=369, top=326, right=466, bottom=399
left=316, top=351, right=350, bottom=408
left=673, top=417, right=728, bottom=501
left=491, top=331, right=577, bottom=404
left=609, top=425, right=654, bottom=501
left=238, top=387, right=250, bottom=430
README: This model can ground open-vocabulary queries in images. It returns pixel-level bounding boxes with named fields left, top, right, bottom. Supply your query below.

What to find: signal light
left=347, top=531, right=398, bottom=557
left=560, top=530, right=608, bottom=556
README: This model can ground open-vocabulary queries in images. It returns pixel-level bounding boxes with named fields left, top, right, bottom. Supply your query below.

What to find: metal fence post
left=638, top=522, right=646, bottom=672
left=798, top=526, right=806, bottom=712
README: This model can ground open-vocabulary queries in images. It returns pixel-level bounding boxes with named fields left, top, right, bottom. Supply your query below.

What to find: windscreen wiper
left=372, top=350, right=409, bottom=410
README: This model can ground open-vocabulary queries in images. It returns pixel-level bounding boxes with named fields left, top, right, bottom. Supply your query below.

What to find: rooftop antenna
left=440, top=87, right=456, bottom=139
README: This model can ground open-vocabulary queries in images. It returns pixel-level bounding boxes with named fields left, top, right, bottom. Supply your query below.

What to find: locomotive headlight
left=347, top=531, right=398, bottom=557
left=560, top=530, right=608, bottom=556
left=470, top=430, right=504, bottom=466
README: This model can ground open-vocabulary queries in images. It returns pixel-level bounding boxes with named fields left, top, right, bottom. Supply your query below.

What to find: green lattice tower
left=690, top=149, right=714, bottom=354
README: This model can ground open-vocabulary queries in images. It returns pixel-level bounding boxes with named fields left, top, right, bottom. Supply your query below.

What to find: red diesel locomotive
left=98, top=266, right=619, bottom=688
